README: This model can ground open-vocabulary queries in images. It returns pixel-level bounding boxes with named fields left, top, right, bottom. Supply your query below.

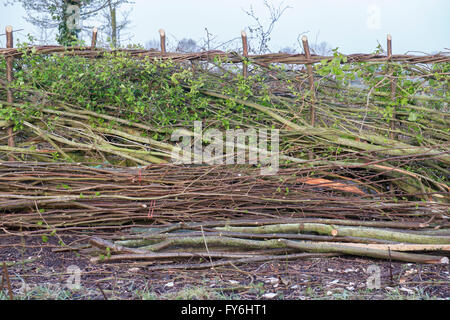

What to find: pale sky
left=0, top=0, right=449, bottom=54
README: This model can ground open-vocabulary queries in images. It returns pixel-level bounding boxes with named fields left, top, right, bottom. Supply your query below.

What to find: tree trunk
left=108, top=1, right=117, bottom=47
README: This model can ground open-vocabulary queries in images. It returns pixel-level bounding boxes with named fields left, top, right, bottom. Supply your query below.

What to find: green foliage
left=313, top=47, right=448, bottom=142
left=6, top=48, right=294, bottom=135
left=0, top=43, right=447, bottom=171
left=315, top=48, right=353, bottom=84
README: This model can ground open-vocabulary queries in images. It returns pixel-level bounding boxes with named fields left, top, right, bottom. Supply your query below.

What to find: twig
left=96, top=282, right=108, bottom=300
left=2, top=262, right=13, bottom=300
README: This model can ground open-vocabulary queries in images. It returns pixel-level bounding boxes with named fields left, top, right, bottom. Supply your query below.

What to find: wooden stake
left=302, top=36, right=316, bottom=160
left=5, top=26, right=15, bottom=161
left=301, top=36, right=316, bottom=127
left=387, top=34, right=392, bottom=59
left=159, top=29, right=166, bottom=54
left=91, top=27, right=98, bottom=49
left=241, top=30, right=248, bottom=78
left=387, top=34, right=397, bottom=140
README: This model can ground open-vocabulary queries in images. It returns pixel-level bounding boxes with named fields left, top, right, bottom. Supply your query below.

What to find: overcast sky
left=0, top=0, right=448, bottom=54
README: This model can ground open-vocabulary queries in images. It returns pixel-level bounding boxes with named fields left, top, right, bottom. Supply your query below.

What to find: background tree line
left=6, top=0, right=332, bottom=55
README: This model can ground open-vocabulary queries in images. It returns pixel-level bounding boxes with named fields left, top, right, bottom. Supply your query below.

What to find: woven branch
left=0, top=46, right=448, bottom=65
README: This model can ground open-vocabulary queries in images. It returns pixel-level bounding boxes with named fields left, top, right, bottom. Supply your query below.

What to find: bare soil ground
left=1, top=234, right=448, bottom=300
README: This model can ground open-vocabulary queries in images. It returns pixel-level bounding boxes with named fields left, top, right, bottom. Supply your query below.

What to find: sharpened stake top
left=387, top=34, right=393, bottom=58
left=5, top=26, right=13, bottom=48
left=159, top=29, right=166, bottom=53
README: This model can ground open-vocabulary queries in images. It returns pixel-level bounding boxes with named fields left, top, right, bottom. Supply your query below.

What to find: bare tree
left=6, top=0, right=132, bottom=45
left=279, top=46, right=297, bottom=54
left=176, top=38, right=198, bottom=53
left=98, top=0, right=133, bottom=47
left=200, top=27, right=217, bottom=51
left=6, top=1, right=106, bottom=44
left=145, top=39, right=160, bottom=50
left=310, top=41, right=332, bottom=56
left=243, top=0, right=291, bottom=54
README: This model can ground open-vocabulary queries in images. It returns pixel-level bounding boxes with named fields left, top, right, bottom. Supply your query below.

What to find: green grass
left=384, top=287, right=441, bottom=300
left=1, top=283, right=446, bottom=300
left=0, top=284, right=85, bottom=300
left=166, top=286, right=225, bottom=300
left=296, top=286, right=446, bottom=300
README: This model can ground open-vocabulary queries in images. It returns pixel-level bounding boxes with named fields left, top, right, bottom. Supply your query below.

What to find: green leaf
left=408, top=112, right=418, bottom=122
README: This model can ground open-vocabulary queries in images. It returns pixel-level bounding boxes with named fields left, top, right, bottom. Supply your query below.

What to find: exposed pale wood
left=91, top=27, right=98, bottom=49
left=159, top=29, right=166, bottom=54
left=241, top=30, right=248, bottom=78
